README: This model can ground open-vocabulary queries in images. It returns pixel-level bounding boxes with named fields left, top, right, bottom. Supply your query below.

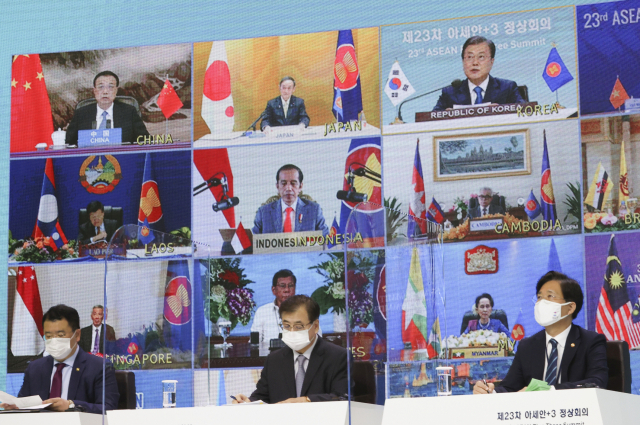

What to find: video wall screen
left=5, top=0, right=640, bottom=405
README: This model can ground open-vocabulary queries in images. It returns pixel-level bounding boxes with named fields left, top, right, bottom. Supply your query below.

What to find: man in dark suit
left=233, top=295, right=348, bottom=403
left=65, top=70, right=149, bottom=146
left=433, top=36, right=525, bottom=111
left=260, top=77, right=310, bottom=131
left=252, top=164, right=328, bottom=235
left=1, top=305, right=119, bottom=413
left=79, top=305, right=116, bottom=355
left=467, top=187, right=505, bottom=218
left=78, top=200, right=119, bottom=245
left=473, top=271, right=608, bottom=394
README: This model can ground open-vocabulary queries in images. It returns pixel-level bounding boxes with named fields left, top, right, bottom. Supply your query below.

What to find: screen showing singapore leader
left=5, top=0, right=640, bottom=409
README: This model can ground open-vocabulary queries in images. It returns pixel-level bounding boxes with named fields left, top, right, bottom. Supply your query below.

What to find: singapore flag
left=202, top=41, right=235, bottom=134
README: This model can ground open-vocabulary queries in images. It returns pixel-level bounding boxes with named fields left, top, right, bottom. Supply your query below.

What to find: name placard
left=253, top=231, right=324, bottom=254
left=470, top=217, right=503, bottom=232
left=78, top=128, right=122, bottom=148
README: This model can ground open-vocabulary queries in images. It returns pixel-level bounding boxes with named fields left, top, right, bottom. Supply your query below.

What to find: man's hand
left=298, top=123, right=306, bottom=129
left=96, top=230, right=107, bottom=241
left=472, top=381, right=495, bottom=394
left=231, top=394, right=251, bottom=404
left=0, top=403, right=18, bottom=410
left=518, top=387, right=528, bottom=392
left=277, top=397, right=309, bottom=404
left=43, top=398, right=70, bottom=411
left=262, top=126, right=271, bottom=133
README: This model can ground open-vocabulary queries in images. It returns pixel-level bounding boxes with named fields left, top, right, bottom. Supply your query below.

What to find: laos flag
left=163, top=261, right=193, bottom=351
left=408, top=140, right=427, bottom=238
left=332, top=30, right=362, bottom=122
left=32, top=158, right=67, bottom=251
left=138, top=153, right=164, bottom=243
left=540, top=131, right=557, bottom=223
left=339, top=137, right=384, bottom=247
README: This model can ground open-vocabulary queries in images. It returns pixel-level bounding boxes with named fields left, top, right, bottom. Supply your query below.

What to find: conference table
left=2, top=389, right=638, bottom=425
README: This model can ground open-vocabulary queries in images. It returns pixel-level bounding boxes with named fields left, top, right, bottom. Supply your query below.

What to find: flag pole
left=165, top=74, right=169, bottom=137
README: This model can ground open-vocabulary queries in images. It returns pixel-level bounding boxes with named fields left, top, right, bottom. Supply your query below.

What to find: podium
left=107, top=401, right=382, bottom=425
left=382, top=389, right=640, bottom=425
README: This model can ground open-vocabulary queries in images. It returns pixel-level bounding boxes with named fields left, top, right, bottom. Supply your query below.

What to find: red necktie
left=284, top=207, right=294, bottom=233
left=50, top=363, right=66, bottom=398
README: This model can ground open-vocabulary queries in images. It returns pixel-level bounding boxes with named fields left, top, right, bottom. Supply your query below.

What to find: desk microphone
left=212, top=196, right=239, bottom=212
left=397, top=79, right=463, bottom=121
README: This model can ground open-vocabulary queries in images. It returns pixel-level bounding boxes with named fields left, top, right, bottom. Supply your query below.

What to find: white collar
left=545, top=323, right=572, bottom=348
left=92, top=324, right=102, bottom=331
left=54, top=344, right=80, bottom=368
left=468, top=76, right=490, bottom=93
left=294, top=334, right=320, bottom=361
left=281, top=198, right=298, bottom=214
left=281, top=96, right=291, bottom=106
left=97, top=103, right=114, bottom=119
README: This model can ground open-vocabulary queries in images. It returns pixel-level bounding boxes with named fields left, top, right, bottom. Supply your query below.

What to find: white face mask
left=281, top=328, right=313, bottom=352
left=45, top=330, right=78, bottom=360
left=534, top=299, right=572, bottom=327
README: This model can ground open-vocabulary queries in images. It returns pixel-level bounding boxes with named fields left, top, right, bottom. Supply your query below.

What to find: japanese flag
left=384, top=61, right=415, bottom=106
left=202, top=41, right=235, bottom=134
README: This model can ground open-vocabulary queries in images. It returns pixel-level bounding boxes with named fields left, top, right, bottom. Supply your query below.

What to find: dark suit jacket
left=467, top=204, right=505, bottom=219
left=250, top=336, right=348, bottom=403
left=18, top=347, right=119, bottom=413
left=65, top=101, right=149, bottom=146
left=495, top=324, right=608, bottom=392
left=78, top=219, right=119, bottom=245
left=260, top=96, right=310, bottom=129
left=252, top=198, right=328, bottom=235
left=433, top=76, right=525, bottom=111
left=79, top=324, right=116, bottom=354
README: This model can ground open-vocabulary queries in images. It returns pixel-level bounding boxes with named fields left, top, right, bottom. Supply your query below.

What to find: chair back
left=517, top=85, right=529, bottom=102
left=351, top=361, right=376, bottom=404
left=76, top=96, right=142, bottom=118
left=115, top=370, right=137, bottom=409
left=606, top=340, right=631, bottom=393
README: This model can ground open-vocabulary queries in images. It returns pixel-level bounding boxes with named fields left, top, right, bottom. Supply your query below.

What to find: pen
left=230, top=395, right=237, bottom=401
left=482, top=379, right=492, bottom=394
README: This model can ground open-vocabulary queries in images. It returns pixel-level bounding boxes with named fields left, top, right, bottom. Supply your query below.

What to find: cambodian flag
left=332, top=30, right=362, bottom=122
left=542, top=47, right=574, bottom=92
left=138, top=153, right=164, bottom=243
left=408, top=140, right=427, bottom=238
left=163, top=261, right=194, bottom=351
left=540, top=131, right=557, bottom=223
left=426, top=197, right=445, bottom=224
left=339, top=137, right=383, bottom=247
left=524, top=189, right=541, bottom=220
left=32, top=158, right=68, bottom=251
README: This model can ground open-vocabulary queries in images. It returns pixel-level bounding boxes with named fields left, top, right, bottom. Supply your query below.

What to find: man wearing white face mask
left=0, top=305, right=119, bottom=413
left=473, top=271, right=608, bottom=394
left=233, top=295, right=348, bottom=404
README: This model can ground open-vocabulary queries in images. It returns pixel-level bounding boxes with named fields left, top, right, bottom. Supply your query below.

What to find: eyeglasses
left=280, top=322, right=312, bottom=332
left=276, top=283, right=295, bottom=289
left=478, top=195, right=492, bottom=199
left=463, top=54, right=490, bottom=63
left=531, top=294, right=566, bottom=304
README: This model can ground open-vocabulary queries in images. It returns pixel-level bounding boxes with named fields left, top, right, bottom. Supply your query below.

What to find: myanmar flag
left=401, top=247, right=427, bottom=350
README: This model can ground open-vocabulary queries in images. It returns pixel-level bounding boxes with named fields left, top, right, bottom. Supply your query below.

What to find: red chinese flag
left=609, top=77, right=630, bottom=109
left=157, top=79, right=184, bottom=119
left=11, top=54, right=54, bottom=153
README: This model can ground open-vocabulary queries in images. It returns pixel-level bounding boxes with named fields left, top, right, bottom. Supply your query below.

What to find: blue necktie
left=545, top=339, right=558, bottom=385
left=98, top=110, right=108, bottom=129
left=474, top=86, right=484, bottom=104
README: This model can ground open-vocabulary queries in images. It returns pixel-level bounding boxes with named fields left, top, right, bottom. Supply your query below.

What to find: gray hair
left=479, top=187, right=493, bottom=194
left=92, top=305, right=104, bottom=311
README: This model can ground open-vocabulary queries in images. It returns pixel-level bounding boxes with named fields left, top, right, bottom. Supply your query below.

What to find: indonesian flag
left=11, top=54, right=54, bottom=153
left=408, top=140, right=427, bottom=238
left=402, top=248, right=428, bottom=350
left=619, top=140, right=629, bottom=208
left=32, top=158, right=68, bottom=250
left=157, top=79, right=184, bottom=119
left=202, top=41, right=234, bottom=134
left=384, top=61, right=415, bottom=106
left=230, top=221, right=251, bottom=254
left=609, top=77, right=629, bottom=110
left=584, top=161, right=613, bottom=211
left=11, top=266, right=45, bottom=356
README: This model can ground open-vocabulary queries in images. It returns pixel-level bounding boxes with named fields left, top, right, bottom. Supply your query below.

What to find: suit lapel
left=560, top=325, right=580, bottom=383
left=67, top=349, right=87, bottom=400
left=483, top=76, right=498, bottom=103
left=280, top=347, right=297, bottom=398
left=294, top=198, right=306, bottom=232
left=301, top=337, right=325, bottom=396
left=42, top=355, right=54, bottom=399
left=271, top=201, right=283, bottom=233
left=458, top=80, right=472, bottom=105
left=99, top=324, right=105, bottom=352
left=532, top=331, right=547, bottom=380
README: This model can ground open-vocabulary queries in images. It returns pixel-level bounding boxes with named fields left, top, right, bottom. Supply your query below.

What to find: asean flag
left=338, top=137, right=383, bottom=247
left=540, top=130, right=557, bottom=223
left=163, top=261, right=193, bottom=351
left=332, top=30, right=363, bottom=122
left=32, top=158, right=68, bottom=251
left=202, top=41, right=234, bottom=134
left=408, top=140, right=427, bottom=238
left=542, top=47, right=573, bottom=92
left=138, top=153, right=164, bottom=242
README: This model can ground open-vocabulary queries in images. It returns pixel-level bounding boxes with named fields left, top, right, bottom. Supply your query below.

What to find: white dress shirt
left=293, top=334, right=319, bottom=375
left=281, top=97, right=290, bottom=118
left=280, top=199, right=297, bottom=231
left=543, top=324, right=572, bottom=387
left=468, top=77, right=490, bottom=104
left=91, top=222, right=106, bottom=243
left=250, top=301, right=282, bottom=342
left=50, top=346, right=80, bottom=400
left=96, top=103, right=115, bottom=129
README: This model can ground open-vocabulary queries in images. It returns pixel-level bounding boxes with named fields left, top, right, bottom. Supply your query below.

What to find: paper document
left=0, top=391, right=50, bottom=409
left=228, top=400, right=267, bottom=406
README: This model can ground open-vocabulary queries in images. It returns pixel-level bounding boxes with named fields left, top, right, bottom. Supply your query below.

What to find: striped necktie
left=545, top=339, right=558, bottom=386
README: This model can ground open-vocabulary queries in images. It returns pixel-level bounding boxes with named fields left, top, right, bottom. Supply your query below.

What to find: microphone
left=397, top=79, right=463, bottom=122
left=247, top=111, right=268, bottom=132
left=336, top=189, right=367, bottom=203
left=106, top=119, right=112, bottom=129
left=212, top=196, right=239, bottom=212
left=92, top=121, right=97, bottom=130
